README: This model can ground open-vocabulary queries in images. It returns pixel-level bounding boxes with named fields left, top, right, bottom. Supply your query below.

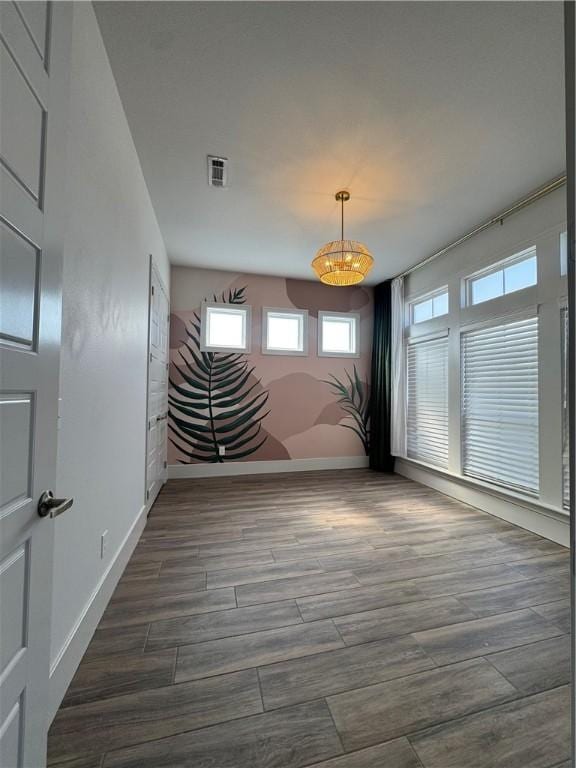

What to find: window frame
left=464, top=246, right=537, bottom=308
left=459, top=308, right=540, bottom=496
left=261, top=307, right=309, bottom=356
left=405, top=329, right=450, bottom=469
left=409, top=286, right=449, bottom=325
left=200, top=301, right=252, bottom=353
left=317, top=311, right=360, bottom=358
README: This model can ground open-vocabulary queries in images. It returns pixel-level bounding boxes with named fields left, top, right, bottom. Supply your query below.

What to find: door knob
left=38, top=491, right=74, bottom=519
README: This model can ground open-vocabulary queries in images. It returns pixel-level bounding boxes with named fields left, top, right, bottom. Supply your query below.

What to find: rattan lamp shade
left=312, top=191, right=374, bottom=286
left=311, top=239, right=374, bottom=286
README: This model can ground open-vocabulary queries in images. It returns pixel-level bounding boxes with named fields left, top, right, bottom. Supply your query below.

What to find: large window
left=262, top=308, right=308, bottom=355
left=461, top=315, right=539, bottom=494
left=406, top=334, right=449, bottom=468
left=466, top=247, right=537, bottom=306
left=318, top=312, right=359, bottom=357
left=410, top=288, right=448, bottom=324
left=402, top=219, right=566, bottom=510
left=201, top=303, right=251, bottom=353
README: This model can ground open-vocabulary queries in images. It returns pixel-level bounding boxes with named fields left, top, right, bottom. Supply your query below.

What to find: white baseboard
left=48, top=503, right=148, bottom=720
left=395, top=458, right=569, bottom=547
left=168, top=456, right=369, bottom=479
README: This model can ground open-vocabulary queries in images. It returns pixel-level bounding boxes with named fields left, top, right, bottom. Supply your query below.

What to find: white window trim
left=200, top=301, right=252, bottom=353
left=459, top=304, right=539, bottom=335
left=397, top=454, right=568, bottom=520
left=406, top=330, right=450, bottom=469
left=460, top=310, right=540, bottom=497
left=409, top=286, right=449, bottom=325
left=407, top=328, right=449, bottom=345
left=464, top=245, right=537, bottom=308
left=261, top=307, right=309, bottom=356
left=317, top=311, right=360, bottom=358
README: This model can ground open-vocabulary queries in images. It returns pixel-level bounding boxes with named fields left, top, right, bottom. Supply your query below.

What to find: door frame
left=144, top=255, right=170, bottom=509
left=564, top=1, right=576, bottom=762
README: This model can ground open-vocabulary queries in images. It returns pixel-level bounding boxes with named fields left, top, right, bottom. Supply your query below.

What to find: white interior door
left=0, top=3, right=71, bottom=766
left=145, top=258, right=169, bottom=506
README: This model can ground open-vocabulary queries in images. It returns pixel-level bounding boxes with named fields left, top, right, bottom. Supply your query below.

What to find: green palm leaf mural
left=168, top=286, right=270, bottom=463
left=323, top=365, right=370, bottom=455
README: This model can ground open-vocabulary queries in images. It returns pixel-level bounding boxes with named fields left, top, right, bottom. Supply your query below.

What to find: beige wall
left=170, top=267, right=373, bottom=465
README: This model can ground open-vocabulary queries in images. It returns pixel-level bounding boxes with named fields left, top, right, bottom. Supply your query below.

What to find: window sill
left=395, top=456, right=568, bottom=524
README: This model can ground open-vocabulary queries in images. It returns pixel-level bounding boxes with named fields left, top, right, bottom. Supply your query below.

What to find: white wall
left=49, top=3, right=169, bottom=716
left=397, top=187, right=568, bottom=545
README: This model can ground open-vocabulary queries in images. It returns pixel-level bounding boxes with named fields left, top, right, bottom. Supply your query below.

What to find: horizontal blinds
left=561, top=306, right=569, bottom=510
left=407, top=335, right=449, bottom=468
left=462, top=315, right=539, bottom=494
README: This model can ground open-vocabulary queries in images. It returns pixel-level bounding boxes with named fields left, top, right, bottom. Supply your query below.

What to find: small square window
left=201, top=302, right=251, bottom=353
left=318, top=312, right=359, bottom=357
left=410, top=289, right=448, bottom=325
left=263, top=308, right=308, bottom=355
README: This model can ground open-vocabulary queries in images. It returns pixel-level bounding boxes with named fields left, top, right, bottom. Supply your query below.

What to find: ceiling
left=95, top=1, right=565, bottom=284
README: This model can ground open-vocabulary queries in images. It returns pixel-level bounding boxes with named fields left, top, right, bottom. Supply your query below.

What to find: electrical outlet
left=100, top=530, right=108, bottom=560
left=218, top=445, right=226, bottom=457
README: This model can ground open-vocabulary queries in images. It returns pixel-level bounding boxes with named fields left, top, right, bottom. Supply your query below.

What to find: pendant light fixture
left=311, top=191, right=374, bottom=286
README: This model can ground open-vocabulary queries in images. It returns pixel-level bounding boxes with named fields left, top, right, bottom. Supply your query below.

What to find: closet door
left=146, top=259, right=169, bottom=506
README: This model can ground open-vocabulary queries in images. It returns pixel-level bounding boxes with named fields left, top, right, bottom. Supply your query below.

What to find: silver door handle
left=38, top=491, right=74, bottom=519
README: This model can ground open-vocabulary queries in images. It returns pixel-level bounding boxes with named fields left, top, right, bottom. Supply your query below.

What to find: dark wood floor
left=47, top=469, right=571, bottom=768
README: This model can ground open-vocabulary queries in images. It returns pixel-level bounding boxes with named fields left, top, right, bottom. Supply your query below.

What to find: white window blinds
left=407, top=335, right=449, bottom=468
left=561, top=306, right=569, bottom=510
left=462, top=315, right=539, bottom=494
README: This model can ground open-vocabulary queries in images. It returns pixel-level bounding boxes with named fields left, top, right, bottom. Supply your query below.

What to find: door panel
left=0, top=697, right=23, bottom=768
left=0, top=394, right=33, bottom=509
left=0, top=39, right=46, bottom=202
left=0, top=222, right=39, bottom=348
left=0, top=544, right=27, bottom=675
left=0, top=3, right=71, bottom=765
left=0, top=2, right=48, bottom=105
left=14, top=1, right=49, bottom=63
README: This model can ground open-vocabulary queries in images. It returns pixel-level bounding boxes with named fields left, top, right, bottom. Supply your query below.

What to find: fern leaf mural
left=168, top=286, right=270, bottom=463
left=323, top=365, right=370, bottom=455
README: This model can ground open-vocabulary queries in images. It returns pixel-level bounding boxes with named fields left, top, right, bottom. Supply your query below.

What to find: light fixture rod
left=397, top=174, right=566, bottom=279
left=335, top=190, right=350, bottom=241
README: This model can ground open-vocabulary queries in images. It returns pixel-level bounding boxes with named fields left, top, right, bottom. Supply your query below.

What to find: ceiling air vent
left=208, top=155, right=228, bottom=188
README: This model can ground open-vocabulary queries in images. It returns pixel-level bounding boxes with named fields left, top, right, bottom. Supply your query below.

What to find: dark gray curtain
left=369, top=280, right=394, bottom=472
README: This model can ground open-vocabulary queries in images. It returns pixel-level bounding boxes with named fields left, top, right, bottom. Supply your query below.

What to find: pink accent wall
left=168, top=269, right=373, bottom=464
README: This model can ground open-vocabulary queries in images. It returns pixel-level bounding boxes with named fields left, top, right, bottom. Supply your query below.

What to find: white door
left=145, top=258, right=169, bottom=506
left=0, top=3, right=71, bottom=766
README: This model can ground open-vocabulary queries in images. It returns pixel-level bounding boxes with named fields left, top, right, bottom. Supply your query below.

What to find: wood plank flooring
left=47, top=469, right=571, bottom=768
